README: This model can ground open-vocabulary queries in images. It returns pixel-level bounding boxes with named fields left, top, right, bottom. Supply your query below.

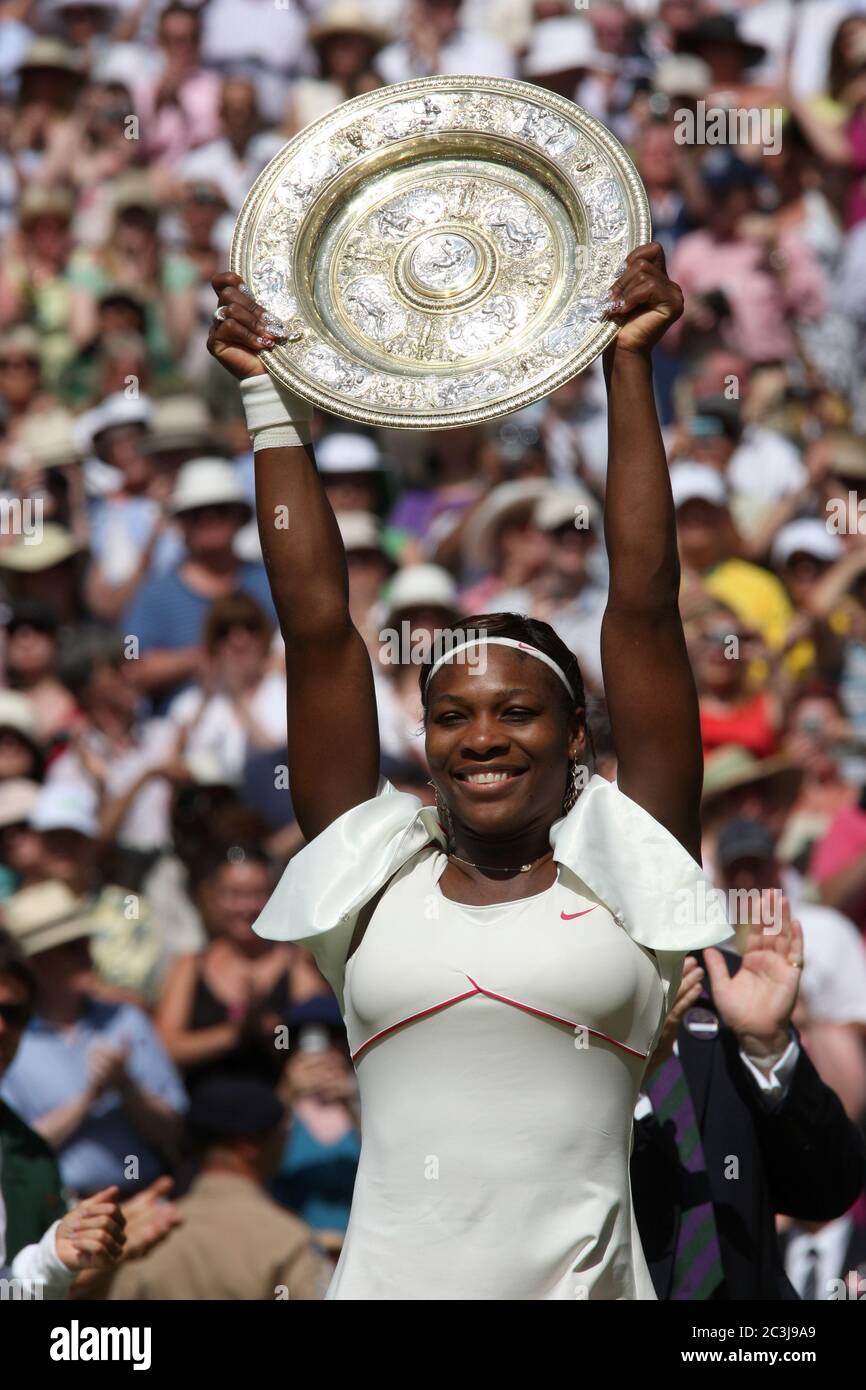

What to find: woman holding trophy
left=204, top=238, right=746, bottom=1300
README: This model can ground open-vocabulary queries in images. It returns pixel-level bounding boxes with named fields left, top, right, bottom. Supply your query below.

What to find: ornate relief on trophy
left=232, top=76, right=651, bottom=429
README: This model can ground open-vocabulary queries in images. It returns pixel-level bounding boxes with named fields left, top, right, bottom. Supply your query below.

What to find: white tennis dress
left=254, top=774, right=731, bottom=1300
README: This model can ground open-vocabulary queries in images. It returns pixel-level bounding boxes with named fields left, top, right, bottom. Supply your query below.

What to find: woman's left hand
left=603, top=242, right=684, bottom=356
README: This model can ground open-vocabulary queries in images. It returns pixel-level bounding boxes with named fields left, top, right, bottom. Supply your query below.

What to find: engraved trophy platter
left=231, top=76, right=651, bottom=430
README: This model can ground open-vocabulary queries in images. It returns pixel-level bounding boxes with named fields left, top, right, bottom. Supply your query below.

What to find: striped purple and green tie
left=644, top=1053, right=725, bottom=1300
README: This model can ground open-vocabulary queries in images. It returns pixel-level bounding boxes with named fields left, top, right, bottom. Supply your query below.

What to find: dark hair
left=204, top=592, right=271, bottom=656
left=57, top=627, right=126, bottom=700
left=419, top=612, right=595, bottom=769
left=0, top=928, right=37, bottom=1009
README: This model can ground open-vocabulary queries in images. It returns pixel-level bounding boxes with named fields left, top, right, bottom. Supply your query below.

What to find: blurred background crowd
left=2, top=0, right=866, bottom=1301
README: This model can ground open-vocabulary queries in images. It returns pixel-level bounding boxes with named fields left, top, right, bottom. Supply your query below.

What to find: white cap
left=381, top=564, right=459, bottom=625
left=523, top=17, right=599, bottom=78
left=74, top=392, right=153, bottom=454
left=0, top=691, right=40, bottom=745
left=533, top=485, right=600, bottom=533
left=337, top=511, right=384, bottom=553
left=771, top=519, right=844, bottom=569
left=670, top=462, right=728, bottom=510
left=170, top=457, right=251, bottom=517
left=30, top=780, right=99, bottom=839
left=317, top=433, right=383, bottom=475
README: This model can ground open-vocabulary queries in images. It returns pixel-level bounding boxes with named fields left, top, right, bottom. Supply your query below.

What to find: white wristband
left=239, top=373, right=313, bottom=451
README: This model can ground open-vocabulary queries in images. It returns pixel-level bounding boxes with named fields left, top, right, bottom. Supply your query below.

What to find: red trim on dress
left=351, top=975, right=647, bottom=1062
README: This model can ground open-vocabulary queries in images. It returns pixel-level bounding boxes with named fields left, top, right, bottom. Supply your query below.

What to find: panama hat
left=169, top=457, right=251, bottom=518
left=11, top=409, right=82, bottom=470
left=824, top=433, right=866, bottom=480
left=461, top=479, right=551, bottom=572
left=0, top=524, right=85, bottom=573
left=3, top=881, right=96, bottom=957
left=309, top=1, right=388, bottom=50
left=522, top=18, right=598, bottom=79
left=17, top=36, right=86, bottom=76
left=0, top=692, right=41, bottom=749
left=702, top=744, right=802, bottom=809
left=18, top=185, right=75, bottom=227
left=143, top=394, right=220, bottom=455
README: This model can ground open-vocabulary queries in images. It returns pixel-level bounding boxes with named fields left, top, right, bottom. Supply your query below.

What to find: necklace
left=448, top=849, right=553, bottom=875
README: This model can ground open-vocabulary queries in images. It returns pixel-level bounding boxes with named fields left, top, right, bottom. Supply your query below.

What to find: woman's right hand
left=207, top=271, right=287, bottom=380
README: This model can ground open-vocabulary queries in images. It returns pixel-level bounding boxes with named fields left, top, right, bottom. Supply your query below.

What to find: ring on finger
left=213, top=305, right=230, bottom=323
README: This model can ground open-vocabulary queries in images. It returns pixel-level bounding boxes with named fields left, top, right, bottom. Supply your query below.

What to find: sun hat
left=533, top=485, right=600, bottom=533
left=0, top=691, right=40, bottom=748
left=652, top=54, right=712, bottom=99
left=169, top=457, right=251, bottom=517
left=0, top=524, right=85, bottom=573
left=522, top=17, right=598, bottom=78
left=702, top=744, right=803, bottom=808
left=1, top=326, right=40, bottom=361
left=675, top=15, right=766, bottom=70
left=337, top=510, right=385, bottom=554
left=18, top=185, right=75, bottom=227
left=380, top=564, right=460, bottom=626
left=461, top=479, right=551, bottom=572
left=309, top=1, right=388, bottom=50
left=17, top=37, right=86, bottom=76
left=770, top=519, right=844, bottom=570
left=30, top=780, right=99, bottom=839
left=74, top=392, right=153, bottom=456
left=316, top=432, right=384, bottom=475
left=143, top=394, right=221, bottom=456
left=669, top=462, right=728, bottom=510
left=3, top=881, right=96, bottom=958
left=824, top=433, right=866, bottom=480
left=0, top=779, right=40, bottom=830
left=11, top=409, right=82, bottom=471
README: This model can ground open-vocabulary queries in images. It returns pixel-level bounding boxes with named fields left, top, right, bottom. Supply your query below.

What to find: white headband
left=424, top=637, right=576, bottom=700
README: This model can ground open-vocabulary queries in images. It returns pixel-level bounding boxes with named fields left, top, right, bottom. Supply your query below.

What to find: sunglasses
left=212, top=620, right=263, bottom=640
left=0, top=1001, right=31, bottom=1028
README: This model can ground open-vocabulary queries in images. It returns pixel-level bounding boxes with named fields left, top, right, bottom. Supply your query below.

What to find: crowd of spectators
left=2, top=0, right=866, bottom=1300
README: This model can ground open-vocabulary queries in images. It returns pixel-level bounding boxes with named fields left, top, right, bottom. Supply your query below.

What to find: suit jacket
left=630, top=951, right=866, bottom=1301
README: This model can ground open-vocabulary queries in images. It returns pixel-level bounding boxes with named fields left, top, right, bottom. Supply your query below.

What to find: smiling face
left=424, top=644, right=585, bottom=845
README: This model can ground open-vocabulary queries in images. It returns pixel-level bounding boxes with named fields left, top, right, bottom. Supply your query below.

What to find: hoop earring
left=429, top=781, right=454, bottom=847
left=562, top=758, right=583, bottom=815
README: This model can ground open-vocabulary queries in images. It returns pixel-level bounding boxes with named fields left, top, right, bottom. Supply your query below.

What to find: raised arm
left=207, top=272, right=380, bottom=838
left=599, top=244, right=702, bottom=859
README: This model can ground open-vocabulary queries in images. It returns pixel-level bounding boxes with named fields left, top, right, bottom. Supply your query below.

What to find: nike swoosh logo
left=560, top=908, right=596, bottom=921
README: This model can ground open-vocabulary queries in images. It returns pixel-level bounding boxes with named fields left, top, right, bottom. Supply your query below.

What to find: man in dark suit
left=630, top=827, right=866, bottom=1300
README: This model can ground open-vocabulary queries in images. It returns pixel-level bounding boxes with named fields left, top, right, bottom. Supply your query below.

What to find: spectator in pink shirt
left=134, top=5, right=222, bottom=166
left=669, top=151, right=825, bottom=364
